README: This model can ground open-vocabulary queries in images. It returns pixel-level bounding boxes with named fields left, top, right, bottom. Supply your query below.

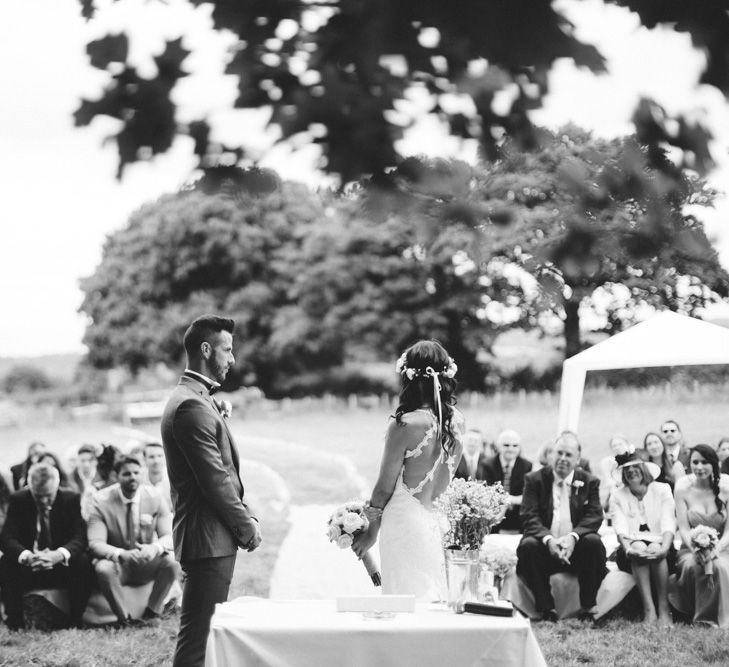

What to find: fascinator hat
left=612, top=451, right=661, bottom=483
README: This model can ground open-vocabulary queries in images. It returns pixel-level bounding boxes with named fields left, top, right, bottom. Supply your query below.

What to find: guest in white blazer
left=609, top=452, right=676, bottom=627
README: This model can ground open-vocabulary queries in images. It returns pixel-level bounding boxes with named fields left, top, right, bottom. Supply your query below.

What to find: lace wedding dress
left=379, top=409, right=464, bottom=601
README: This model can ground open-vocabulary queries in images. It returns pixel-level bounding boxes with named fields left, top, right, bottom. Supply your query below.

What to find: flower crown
left=395, top=352, right=458, bottom=381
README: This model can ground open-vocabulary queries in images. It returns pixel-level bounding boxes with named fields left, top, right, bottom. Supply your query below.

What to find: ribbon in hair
left=424, top=366, right=442, bottom=440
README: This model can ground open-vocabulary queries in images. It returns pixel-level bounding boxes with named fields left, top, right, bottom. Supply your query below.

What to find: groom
left=161, top=315, right=261, bottom=667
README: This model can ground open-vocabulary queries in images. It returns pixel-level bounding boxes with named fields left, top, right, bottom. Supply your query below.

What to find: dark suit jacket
left=161, top=375, right=258, bottom=562
left=0, top=489, right=86, bottom=561
left=519, top=467, right=603, bottom=542
left=10, top=462, right=27, bottom=491
left=454, top=452, right=488, bottom=481
left=482, top=455, right=533, bottom=497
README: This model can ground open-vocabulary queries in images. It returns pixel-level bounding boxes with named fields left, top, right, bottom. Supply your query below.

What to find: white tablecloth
left=205, top=597, right=547, bottom=667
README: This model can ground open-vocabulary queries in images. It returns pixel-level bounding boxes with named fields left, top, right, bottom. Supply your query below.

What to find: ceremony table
left=205, top=597, right=547, bottom=667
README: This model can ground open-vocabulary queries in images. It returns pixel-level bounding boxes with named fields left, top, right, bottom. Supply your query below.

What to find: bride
left=352, top=340, right=465, bottom=601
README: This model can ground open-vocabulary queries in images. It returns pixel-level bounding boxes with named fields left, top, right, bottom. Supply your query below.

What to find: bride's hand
left=351, top=530, right=377, bottom=560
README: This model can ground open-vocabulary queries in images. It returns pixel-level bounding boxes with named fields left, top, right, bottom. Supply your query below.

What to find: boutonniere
left=571, top=480, right=584, bottom=493
left=219, top=400, right=232, bottom=419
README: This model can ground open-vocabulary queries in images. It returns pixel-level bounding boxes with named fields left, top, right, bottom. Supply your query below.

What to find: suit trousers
left=173, top=554, right=237, bottom=667
left=516, top=533, right=607, bottom=613
left=94, top=552, right=180, bottom=621
left=0, top=552, right=93, bottom=628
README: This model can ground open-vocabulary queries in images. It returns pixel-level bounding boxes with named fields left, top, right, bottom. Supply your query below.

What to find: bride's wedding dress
left=379, top=409, right=464, bottom=601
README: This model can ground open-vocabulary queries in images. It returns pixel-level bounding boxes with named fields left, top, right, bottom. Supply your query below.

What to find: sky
left=1, top=0, right=728, bottom=357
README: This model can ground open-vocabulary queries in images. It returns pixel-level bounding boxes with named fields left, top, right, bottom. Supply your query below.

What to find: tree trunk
left=563, top=297, right=581, bottom=358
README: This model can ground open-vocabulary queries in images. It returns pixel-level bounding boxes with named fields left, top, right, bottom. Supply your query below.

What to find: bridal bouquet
left=690, top=525, right=719, bottom=575
left=327, top=501, right=381, bottom=586
left=435, top=479, right=510, bottom=551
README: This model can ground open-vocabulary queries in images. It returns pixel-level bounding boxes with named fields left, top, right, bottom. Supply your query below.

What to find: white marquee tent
left=558, top=311, right=729, bottom=433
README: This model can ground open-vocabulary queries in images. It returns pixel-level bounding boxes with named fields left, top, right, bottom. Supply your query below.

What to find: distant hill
left=0, top=353, right=83, bottom=383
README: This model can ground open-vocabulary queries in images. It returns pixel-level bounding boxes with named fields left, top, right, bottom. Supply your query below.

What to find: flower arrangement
left=434, top=479, right=510, bottom=551
left=690, top=524, right=719, bottom=575
left=327, top=500, right=381, bottom=586
left=480, top=542, right=518, bottom=581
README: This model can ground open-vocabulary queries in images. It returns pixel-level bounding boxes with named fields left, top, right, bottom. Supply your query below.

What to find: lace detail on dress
left=404, top=411, right=437, bottom=459
left=405, top=451, right=447, bottom=496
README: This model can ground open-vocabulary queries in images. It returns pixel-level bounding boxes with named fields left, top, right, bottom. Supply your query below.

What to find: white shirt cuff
left=542, top=535, right=553, bottom=545
left=57, top=547, right=71, bottom=566
left=18, top=549, right=32, bottom=565
left=569, top=532, right=579, bottom=542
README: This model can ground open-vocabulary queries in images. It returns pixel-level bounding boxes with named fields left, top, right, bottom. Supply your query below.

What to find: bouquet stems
left=362, top=551, right=382, bottom=587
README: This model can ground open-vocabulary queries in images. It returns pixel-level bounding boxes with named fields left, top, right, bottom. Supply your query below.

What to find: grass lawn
left=2, top=386, right=729, bottom=665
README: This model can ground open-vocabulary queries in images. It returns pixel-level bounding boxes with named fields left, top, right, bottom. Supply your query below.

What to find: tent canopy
left=558, top=311, right=729, bottom=433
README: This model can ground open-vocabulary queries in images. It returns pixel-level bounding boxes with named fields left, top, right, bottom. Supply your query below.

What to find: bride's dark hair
left=691, top=444, right=724, bottom=515
left=394, top=340, right=458, bottom=455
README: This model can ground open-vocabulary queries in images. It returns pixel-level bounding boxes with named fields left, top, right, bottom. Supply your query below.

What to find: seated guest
left=669, top=444, right=729, bottom=628
left=718, top=437, right=729, bottom=475
left=609, top=453, right=675, bottom=627
left=96, top=443, right=123, bottom=490
left=534, top=438, right=555, bottom=471
left=10, top=441, right=47, bottom=490
left=87, top=455, right=180, bottom=625
left=558, top=431, right=592, bottom=473
left=517, top=433, right=606, bottom=622
left=143, top=441, right=172, bottom=511
left=483, top=429, right=532, bottom=533
left=71, top=444, right=104, bottom=493
left=660, top=419, right=690, bottom=472
left=641, top=432, right=685, bottom=491
left=0, top=463, right=91, bottom=630
left=598, top=434, right=634, bottom=510
left=454, top=429, right=488, bottom=481
left=37, top=452, right=73, bottom=490
left=0, top=473, right=11, bottom=532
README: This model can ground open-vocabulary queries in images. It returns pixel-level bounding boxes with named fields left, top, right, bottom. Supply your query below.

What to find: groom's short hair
left=183, top=315, right=235, bottom=358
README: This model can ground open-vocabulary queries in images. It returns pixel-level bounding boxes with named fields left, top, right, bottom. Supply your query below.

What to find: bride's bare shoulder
left=392, top=409, right=434, bottom=429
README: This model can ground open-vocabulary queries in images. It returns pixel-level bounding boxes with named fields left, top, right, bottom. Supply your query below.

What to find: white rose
left=342, top=512, right=364, bottom=534
left=140, top=513, right=153, bottom=526
left=328, top=523, right=342, bottom=541
left=333, top=507, right=347, bottom=521
left=336, top=533, right=354, bottom=549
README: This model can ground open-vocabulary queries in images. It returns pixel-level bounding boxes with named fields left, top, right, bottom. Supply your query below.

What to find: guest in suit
left=454, top=429, right=488, bottom=481
left=87, top=455, right=180, bottom=625
left=37, top=452, right=73, bottom=491
left=161, top=315, right=261, bottom=667
left=557, top=431, right=592, bottom=473
left=71, top=444, right=104, bottom=494
left=609, top=452, right=675, bottom=627
left=142, top=441, right=172, bottom=511
left=660, top=420, right=690, bottom=472
left=10, top=441, right=47, bottom=491
left=0, top=472, right=12, bottom=533
left=483, top=429, right=532, bottom=533
left=0, top=462, right=91, bottom=630
left=717, top=437, right=729, bottom=475
left=517, top=433, right=606, bottom=622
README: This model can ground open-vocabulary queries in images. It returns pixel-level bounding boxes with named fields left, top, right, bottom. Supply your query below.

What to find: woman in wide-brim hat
left=609, top=451, right=676, bottom=627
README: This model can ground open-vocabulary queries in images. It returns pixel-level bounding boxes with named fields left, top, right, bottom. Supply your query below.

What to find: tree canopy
left=76, top=0, right=727, bottom=196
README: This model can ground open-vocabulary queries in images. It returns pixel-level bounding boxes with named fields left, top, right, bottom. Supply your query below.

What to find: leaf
left=86, top=34, right=129, bottom=70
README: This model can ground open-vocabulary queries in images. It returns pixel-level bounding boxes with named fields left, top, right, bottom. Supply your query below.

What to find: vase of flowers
left=435, top=479, right=510, bottom=609
left=480, top=542, right=518, bottom=600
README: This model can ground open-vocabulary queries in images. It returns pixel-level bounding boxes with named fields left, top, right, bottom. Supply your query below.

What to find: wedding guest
left=535, top=438, right=555, bottom=470
left=0, top=463, right=92, bottom=630
left=454, top=429, right=488, bottom=481
left=717, top=437, right=729, bottom=475
left=483, top=429, right=532, bottom=533
left=0, top=473, right=11, bottom=532
left=143, top=441, right=173, bottom=511
left=660, top=420, right=690, bottom=472
left=517, top=433, right=606, bottom=622
left=641, top=432, right=685, bottom=491
left=597, top=434, right=634, bottom=511
left=96, top=443, right=123, bottom=489
left=37, top=452, right=73, bottom=490
left=558, top=431, right=592, bottom=472
left=669, top=444, right=729, bottom=627
left=87, top=455, right=180, bottom=626
left=10, top=441, right=47, bottom=490
left=71, top=444, right=103, bottom=493
left=609, top=452, right=675, bottom=627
